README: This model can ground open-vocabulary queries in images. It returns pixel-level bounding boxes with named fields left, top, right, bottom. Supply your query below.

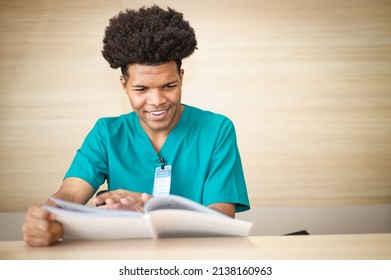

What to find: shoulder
left=90, top=112, right=136, bottom=136
left=94, top=112, right=135, bottom=128
left=184, top=105, right=234, bottom=129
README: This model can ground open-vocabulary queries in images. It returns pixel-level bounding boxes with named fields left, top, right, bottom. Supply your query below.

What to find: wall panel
left=1, top=0, right=390, bottom=211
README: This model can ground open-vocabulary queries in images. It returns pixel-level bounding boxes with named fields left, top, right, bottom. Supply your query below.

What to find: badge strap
left=153, top=158, right=171, bottom=196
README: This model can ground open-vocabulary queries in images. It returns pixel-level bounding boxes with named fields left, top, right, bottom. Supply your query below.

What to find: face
left=121, top=61, right=184, bottom=138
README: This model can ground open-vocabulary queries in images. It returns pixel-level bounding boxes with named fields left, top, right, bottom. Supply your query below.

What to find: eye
left=164, top=84, right=177, bottom=89
left=133, top=87, right=147, bottom=93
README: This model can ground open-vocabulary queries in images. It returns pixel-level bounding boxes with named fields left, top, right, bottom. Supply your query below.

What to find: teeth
left=150, top=110, right=166, bottom=115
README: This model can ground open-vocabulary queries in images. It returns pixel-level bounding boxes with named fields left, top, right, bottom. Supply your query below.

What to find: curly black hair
left=102, top=5, right=197, bottom=76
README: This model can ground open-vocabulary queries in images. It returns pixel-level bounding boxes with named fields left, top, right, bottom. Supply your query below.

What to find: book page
left=47, top=197, right=142, bottom=217
left=144, top=195, right=226, bottom=217
left=42, top=196, right=252, bottom=240
left=43, top=201, right=156, bottom=240
left=149, top=209, right=253, bottom=238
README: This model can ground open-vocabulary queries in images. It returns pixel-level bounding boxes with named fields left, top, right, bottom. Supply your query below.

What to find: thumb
left=141, top=193, right=152, bottom=203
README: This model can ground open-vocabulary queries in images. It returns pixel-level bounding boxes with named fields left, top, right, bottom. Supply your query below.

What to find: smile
left=149, top=109, right=167, bottom=116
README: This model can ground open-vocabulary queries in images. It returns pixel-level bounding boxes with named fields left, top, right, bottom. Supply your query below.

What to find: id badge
left=153, top=165, right=171, bottom=196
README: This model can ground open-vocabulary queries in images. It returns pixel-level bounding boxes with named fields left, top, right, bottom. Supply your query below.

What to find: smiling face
left=121, top=61, right=184, bottom=140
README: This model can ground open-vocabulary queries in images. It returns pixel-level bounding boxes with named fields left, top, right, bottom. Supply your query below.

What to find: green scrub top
left=65, top=104, right=250, bottom=212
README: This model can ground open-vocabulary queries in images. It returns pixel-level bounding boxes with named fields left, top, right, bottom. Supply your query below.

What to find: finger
left=24, top=232, right=59, bottom=247
left=23, top=220, right=62, bottom=247
left=92, top=189, right=119, bottom=204
left=107, top=192, right=140, bottom=205
left=24, top=215, right=51, bottom=234
left=94, top=190, right=146, bottom=210
left=119, top=197, right=131, bottom=205
left=104, top=199, right=121, bottom=209
left=27, top=204, right=50, bottom=219
left=119, top=197, right=143, bottom=211
left=141, top=193, right=152, bottom=203
left=48, top=221, right=64, bottom=240
left=93, top=191, right=119, bottom=204
left=92, top=195, right=107, bottom=205
left=119, top=195, right=143, bottom=208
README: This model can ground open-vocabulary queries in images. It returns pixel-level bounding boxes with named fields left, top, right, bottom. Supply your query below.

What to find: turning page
left=43, top=198, right=156, bottom=240
left=144, top=195, right=253, bottom=237
left=42, top=195, right=253, bottom=240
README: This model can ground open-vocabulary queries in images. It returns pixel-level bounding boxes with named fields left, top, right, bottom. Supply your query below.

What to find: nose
left=147, top=89, right=166, bottom=106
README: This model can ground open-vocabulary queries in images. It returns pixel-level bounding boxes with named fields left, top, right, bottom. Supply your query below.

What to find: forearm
left=48, top=177, right=95, bottom=205
left=208, top=203, right=235, bottom=218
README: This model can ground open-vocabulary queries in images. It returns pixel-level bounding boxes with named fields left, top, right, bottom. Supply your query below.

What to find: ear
left=120, top=76, right=128, bottom=92
left=179, top=69, right=184, bottom=82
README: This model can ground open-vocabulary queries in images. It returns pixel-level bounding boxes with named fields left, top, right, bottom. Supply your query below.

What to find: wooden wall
left=1, top=0, right=390, bottom=211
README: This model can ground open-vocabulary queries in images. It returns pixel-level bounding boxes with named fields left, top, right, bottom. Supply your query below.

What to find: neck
left=143, top=104, right=184, bottom=153
left=149, top=134, right=168, bottom=154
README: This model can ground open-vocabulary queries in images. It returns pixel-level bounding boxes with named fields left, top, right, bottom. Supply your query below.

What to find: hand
left=23, top=204, right=64, bottom=247
left=92, top=190, right=152, bottom=212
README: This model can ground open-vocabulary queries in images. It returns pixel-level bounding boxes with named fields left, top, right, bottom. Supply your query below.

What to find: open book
left=43, top=195, right=253, bottom=240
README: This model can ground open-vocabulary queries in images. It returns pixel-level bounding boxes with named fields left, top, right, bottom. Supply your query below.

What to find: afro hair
left=102, top=5, right=197, bottom=74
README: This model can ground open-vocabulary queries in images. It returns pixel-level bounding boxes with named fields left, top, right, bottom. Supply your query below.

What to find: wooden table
left=1, top=233, right=390, bottom=260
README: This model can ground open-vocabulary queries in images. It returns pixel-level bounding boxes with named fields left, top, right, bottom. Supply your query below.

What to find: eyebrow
left=131, top=80, right=179, bottom=88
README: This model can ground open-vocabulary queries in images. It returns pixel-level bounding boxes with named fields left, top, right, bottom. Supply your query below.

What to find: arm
left=203, top=119, right=250, bottom=215
left=49, top=177, right=96, bottom=205
left=208, top=203, right=236, bottom=218
left=23, top=177, right=95, bottom=247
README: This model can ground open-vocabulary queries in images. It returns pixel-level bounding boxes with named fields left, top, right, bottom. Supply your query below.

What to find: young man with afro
left=23, top=5, right=250, bottom=247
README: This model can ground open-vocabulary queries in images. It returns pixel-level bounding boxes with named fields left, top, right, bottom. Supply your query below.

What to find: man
left=23, top=5, right=250, bottom=247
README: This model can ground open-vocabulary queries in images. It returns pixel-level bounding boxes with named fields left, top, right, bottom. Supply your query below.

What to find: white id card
left=153, top=165, right=171, bottom=196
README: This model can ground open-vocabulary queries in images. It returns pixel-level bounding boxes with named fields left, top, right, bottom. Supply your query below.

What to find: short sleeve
left=64, top=119, right=108, bottom=191
left=202, top=118, right=250, bottom=212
